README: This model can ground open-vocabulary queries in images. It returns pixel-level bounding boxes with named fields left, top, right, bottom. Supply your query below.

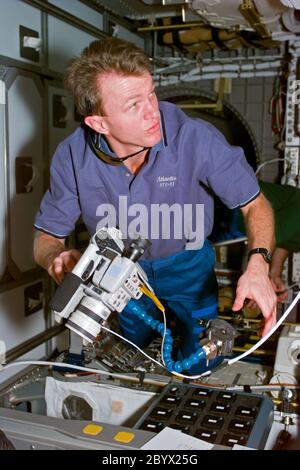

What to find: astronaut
left=34, top=37, right=277, bottom=374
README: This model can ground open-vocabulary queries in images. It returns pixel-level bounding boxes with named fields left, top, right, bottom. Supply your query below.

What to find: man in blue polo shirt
left=34, top=38, right=277, bottom=373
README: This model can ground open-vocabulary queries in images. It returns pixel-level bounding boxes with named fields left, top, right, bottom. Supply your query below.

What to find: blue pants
left=119, top=240, right=221, bottom=374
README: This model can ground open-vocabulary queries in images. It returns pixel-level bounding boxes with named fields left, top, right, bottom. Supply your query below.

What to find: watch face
left=248, top=248, right=272, bottom=264
left=266, top=252, right=272, bottom=263
left=260, top=248, right=272, bottom=263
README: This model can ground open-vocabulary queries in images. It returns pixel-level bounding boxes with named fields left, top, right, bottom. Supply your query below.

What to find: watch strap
left=248, top=248, right=272, bottom=264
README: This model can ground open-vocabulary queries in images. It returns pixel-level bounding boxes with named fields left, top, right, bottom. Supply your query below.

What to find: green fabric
left=238, top=180, right=300, bottom=252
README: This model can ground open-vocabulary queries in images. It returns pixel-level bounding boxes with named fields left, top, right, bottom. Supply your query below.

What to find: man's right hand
left=33, top=230, right=82, bottom=284
left=270, top=275, right=288, bottom=302
left=47, top=249, right=82, bottom=284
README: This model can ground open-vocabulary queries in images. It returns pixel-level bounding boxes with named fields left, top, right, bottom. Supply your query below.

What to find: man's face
left=99, top=72, right=161, bottom=154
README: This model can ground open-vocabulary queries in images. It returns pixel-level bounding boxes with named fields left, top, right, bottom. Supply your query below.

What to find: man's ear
left=84, top=115, right=109, bottom=134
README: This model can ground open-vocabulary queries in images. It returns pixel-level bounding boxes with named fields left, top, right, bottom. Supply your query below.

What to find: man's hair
left=64, top=37, right=151, bottom=116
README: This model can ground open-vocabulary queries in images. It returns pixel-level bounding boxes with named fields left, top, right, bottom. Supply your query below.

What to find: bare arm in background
left=33, top=230, right=81, bottom=284
left=232, top=193, right=277, bottom=336
left=269, top=247, right=289, bottom=301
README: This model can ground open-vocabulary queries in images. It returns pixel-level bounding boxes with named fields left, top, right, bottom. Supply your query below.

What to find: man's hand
left=232, top=257, right=277, bottom=336
left=270, top=275, right=288, bottom=302
left=269, top=247, right=290, bottom=302
left=33, top=230, right=81, bottom=284
left=240, top=273, right=287, bottom=308
left=47, top=249, right=82, bottom=284
left=237, top=193, right=276, bottom=336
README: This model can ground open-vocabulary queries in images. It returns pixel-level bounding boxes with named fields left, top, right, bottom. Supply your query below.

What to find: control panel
left=136, top=382, right=274, bottom=449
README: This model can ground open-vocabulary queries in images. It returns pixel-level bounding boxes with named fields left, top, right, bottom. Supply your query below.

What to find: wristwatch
left=248, top=248, right=272, bottom=264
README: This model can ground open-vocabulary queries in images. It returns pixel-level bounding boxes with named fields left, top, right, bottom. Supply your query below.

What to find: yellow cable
left=140, top=284, right=165, bottom=313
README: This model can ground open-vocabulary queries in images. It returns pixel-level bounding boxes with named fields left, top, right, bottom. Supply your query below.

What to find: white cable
left=0, top=324, right=165, bottom=376
left=0, top=360, right=148, bottom=380
left=102, top=310, right=210, bottom=379
left=228, top=290, right=300, bottom=366
left=102, top=289, right=300, bottom=380
left=226, top=384, right=300, bottom=392
left=255, top=158, right=285, bottom=175
left=4, top=360, right=295, bottom=391
left=172, top=290, right=300, bottom=380
left=100, top=324, right=164, bottom=368
left=3, top=293, right=299, bottom=383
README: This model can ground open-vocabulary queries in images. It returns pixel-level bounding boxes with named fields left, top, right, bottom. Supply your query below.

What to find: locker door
left=0, top=0, right=42, bottom=65
left=47, top=82, right=80, bottom=159
left=6, top=69, right=45, bottom=275
left=48, top=16, right=98, bottom=74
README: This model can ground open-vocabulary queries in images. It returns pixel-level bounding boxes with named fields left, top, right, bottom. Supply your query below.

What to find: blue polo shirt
left=34, top=101, right=259, bottom=260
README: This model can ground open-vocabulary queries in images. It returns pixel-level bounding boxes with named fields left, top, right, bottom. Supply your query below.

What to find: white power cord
left=0, top=360, right=148, bottom=380
left=0, top=327, right=166, bottom=377
left=1, top=292, right=300, bottom=382
left=255, top=158, right=285, bottom=175
left=163, top=290, right=300, bottom=380
left=100, top=324, right=164, bottom=368
left=228, top=290, right=300, bottom=366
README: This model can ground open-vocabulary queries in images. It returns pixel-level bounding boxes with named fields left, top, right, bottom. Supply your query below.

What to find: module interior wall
left=197, top=77, right=280, bottom=182
left=228, top=77, right=280, bottom=182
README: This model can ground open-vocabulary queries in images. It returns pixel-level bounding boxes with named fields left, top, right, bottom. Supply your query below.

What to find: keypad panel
left=137, top=382, right=273, bottom=449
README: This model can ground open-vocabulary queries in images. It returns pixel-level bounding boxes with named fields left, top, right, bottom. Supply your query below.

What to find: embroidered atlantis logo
left=95, top=196, right=204, bottom=250
left=157, top=175, right=177, bottom=188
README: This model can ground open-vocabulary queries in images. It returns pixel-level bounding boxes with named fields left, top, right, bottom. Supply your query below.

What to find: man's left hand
left=232, top=257, right=277, bottom=336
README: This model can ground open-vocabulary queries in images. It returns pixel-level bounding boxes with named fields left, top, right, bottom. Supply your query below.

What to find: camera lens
left=123, top=237, right=151, bottom=262
left=66, top=296, right=110, bottom=343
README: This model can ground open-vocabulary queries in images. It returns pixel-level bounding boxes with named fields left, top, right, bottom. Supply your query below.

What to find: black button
left=235, top=406, right=257, bottom=418
left=175, top=411, right=199, bottom=424
left=221, top=433, right=247, bottom=447
left=201, top=415, right=224, bottom=429
left=141, top=420, right=164, bottom=433
left=217, top=392, right=237, bottom=402
left=192, top=388, right=212, bottom=398
left=184, top=398, right=206, bottom=410
left=195, top=428, right=217, bottom=443
left=228, top=419, right=252, bottom=434
left=169, top=386, right=187, bottom=397
left=161, top=395, right=181, bottom=406
left=150, top=407, right=173, bottom=421
left=210, top=401, right=231, bottom=414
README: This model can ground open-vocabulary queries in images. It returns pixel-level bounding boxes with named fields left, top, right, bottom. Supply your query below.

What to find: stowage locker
left=5, top=68, right=44, bottom=275
left=0, top=0, right=42, bottom=66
